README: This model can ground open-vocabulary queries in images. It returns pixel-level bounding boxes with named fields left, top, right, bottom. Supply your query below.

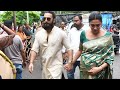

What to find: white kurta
left=68, top=25, right=89, bottom=61
left=31, top=26, right=71, bottom=79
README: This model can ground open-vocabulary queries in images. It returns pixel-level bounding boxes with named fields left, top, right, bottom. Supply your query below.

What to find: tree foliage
left=0, top=11, right=40, bottom=25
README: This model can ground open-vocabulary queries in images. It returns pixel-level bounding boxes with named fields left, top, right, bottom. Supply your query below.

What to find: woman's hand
left=88, top=66, right=102, bottom=76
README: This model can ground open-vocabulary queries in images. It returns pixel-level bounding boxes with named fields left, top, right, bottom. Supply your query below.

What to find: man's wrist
left=30, top=62, right=33, bottom=64
left=68, top=60, right=73, bottom=64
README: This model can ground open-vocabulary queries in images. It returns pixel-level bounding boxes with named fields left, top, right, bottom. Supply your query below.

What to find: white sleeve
left=31, top=34, right=40, bottom=53
left=62, top=31, right=72, bottom=51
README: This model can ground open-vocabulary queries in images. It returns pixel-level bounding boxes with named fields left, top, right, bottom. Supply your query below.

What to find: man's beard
left=42, top=22, right=54, bottom=31
left=73, top=24, right=80, bottom=30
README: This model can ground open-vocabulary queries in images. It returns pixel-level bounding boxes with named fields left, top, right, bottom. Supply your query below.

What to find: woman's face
left=18, top=26, right=23, bottom=32
left=89, top=19, right=102, bottom=35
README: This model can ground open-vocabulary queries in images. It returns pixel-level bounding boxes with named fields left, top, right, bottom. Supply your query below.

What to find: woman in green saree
left=71, top=12, right=115, bottom=79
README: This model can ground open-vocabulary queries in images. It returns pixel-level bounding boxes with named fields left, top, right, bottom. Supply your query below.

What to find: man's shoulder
left=54, top=26, right=61, bottom=30
left=14, top=35, right=21, bottom=38
left=36, top=27, right=44, bottom=33
left=82, top=25, right=89, bottom=30
left=35, top=28, right=45, bottom=38
left=69, top=27, right=76, bottom=32
left=54, top=26, right=64, bottom=33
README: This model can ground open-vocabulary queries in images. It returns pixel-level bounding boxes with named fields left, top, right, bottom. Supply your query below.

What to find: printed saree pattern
left=80, top=33, right=114, bottom=79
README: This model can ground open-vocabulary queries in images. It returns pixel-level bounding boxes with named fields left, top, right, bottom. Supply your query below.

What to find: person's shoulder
left=14, top=35, right=22, bottom=41
left=69, top=27, right=76, bottom=33
left=37, top=27, right=43, bottom=31
left=54, top=26, right=64, bottom=33
left=0, top=33, right=8, bottom=38
left=35, top=28, right=44, bottom=37
left=54, top=26, right=61, bottom=30
left=82, top=24, right=89, bottom=31
left=80, top=30, right=86, bottom=36
left=71, top=27, right=76, bottom=30
left=38, top=27, right=45, bottom=31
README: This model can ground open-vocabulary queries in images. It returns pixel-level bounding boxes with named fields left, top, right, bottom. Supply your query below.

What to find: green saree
left=80, top=31, right=115, bottom=79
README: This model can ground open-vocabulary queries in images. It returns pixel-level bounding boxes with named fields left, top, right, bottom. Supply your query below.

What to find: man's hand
left=64, top=62, right=73, bottom=71
left=28, top=63, right=34, bottom=74
left=22, top=62, right=27, bottom=69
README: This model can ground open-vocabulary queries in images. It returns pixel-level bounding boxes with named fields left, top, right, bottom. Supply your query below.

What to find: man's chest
left=38, top=32, right=62, bottom=47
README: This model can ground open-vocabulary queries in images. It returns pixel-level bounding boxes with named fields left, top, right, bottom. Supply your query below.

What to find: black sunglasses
left=90, top=24, right=101, bottom=27
left=42, top=17, right=51, bottom=21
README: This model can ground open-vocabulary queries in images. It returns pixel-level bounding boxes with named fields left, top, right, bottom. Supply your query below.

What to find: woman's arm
left=88, top=63, right=108, bottom=75
left=0, top=24, right=15, bottom=35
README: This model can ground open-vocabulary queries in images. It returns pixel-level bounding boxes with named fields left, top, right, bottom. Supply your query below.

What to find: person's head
left=89, top=11, right=102, bottom=35
left=42, top=11, right=56, bottom=31
left=60, top=21, right=66, bottom=30
left=73, top=15, right=82, bottom=29
left=4, top=20, right=13, bottom=29
left=24, top=22, right=30, bottom=29
left=18, top=25, right=23, bottom=32
left=33, top=25, right=36, bottom=29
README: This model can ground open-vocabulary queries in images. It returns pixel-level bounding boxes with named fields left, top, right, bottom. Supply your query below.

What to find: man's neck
left=77, top=23, right=84, bottom=30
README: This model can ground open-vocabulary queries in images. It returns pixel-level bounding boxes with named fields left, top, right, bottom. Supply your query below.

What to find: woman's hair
left=89, top=11, right=102, bottom=23
left=18, top=25, right=23, bottom=31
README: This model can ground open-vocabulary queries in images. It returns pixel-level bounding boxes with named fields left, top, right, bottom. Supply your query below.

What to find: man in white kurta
left=31, top=26, right=72, bottom=79
left=29, top=11, right=73, bottom=79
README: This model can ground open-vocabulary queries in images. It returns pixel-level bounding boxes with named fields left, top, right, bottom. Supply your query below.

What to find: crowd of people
left=0, top=20, right=40, bottom=79
left=0, top=11, right=116, bottom=79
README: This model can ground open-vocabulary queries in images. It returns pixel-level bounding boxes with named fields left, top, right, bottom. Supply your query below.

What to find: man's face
left=73, top=16, right=81, bottom=28
left=60, top=22, right=66, bottom=29
left=42, top=13, right=54, bottom=30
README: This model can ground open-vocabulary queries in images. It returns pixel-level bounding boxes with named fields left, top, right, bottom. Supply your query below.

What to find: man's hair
left=74, top=15, right=82, bottom=20
left=44, top=11, right=56, bottom=19
left=4, top=20, right=13, bottom=29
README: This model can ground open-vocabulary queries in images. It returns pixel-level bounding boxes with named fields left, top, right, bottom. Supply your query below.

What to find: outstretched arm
left=28, top=50, right=37, bottom=73
left=0, top=23, right=15, bottom=35
left=0, top=24, right=15, bottom=50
